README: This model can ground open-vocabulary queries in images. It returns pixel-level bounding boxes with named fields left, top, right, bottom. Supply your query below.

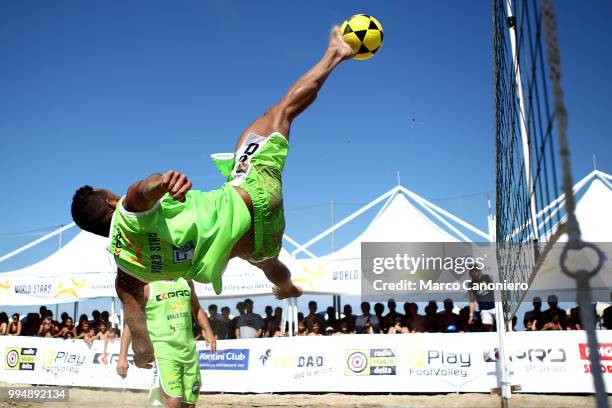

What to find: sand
left=0, top=383, right=608, bottom=408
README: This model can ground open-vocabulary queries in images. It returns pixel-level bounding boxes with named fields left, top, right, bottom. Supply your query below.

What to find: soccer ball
left=340, top=14, right=384, bottom=60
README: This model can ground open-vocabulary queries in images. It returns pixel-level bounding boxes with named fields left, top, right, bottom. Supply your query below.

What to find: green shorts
left=157, top=356, right=201, bottom=404
left=227, top=132, right=288, bottom=261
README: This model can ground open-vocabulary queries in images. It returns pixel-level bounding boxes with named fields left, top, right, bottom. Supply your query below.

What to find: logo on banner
left=259, top=348, right=333, bottom=380
left=41, top=349, right=86, bottom=374
left=483, top=347, right=567, bottom=374
left=93, top=353, right=135, bottom=365
left=199, top=349, right=249, bottom=370
left=407, top=349, right=471, bottom=378
left=345, top=349, right=396, bottom=376
left=578, top=343, right=612, bottom=374
left=5, top=347, right=36, bottom=370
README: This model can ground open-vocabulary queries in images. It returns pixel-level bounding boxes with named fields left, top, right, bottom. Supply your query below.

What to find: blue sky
left=0, top=1, right=610, bottom=318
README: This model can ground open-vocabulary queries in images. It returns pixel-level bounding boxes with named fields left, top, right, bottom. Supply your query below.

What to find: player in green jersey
left=117, top=278, right=215, bottom=407
left=70, top=27, right=353, bottom=367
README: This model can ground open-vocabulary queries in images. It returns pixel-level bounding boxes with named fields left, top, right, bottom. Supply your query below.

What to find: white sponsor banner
left=1, top=332, right=610, bottom=393
left=0, top=274, right=116, bottom=306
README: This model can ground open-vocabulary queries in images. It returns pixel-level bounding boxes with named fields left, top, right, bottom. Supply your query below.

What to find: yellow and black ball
left=341, top=14, right=384, bottom=60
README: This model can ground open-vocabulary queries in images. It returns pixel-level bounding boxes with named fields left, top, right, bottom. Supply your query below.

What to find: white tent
left=525, top=170, right=612, bottom=295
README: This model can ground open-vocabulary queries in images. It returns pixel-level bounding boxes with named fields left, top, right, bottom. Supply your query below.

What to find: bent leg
left=115, top=271, right=154, bottom=368
left=251, top=257, right=303, bottom=299
left=234, top=26, right=352, bottom=149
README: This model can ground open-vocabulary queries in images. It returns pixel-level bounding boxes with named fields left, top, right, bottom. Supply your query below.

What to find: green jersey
left=107, top=183, right=251, bottom=294
left=145, top=278, right=195, bottom=362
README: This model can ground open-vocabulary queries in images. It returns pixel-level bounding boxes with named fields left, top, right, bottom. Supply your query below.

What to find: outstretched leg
left=234, top=26, right=353, bottom=149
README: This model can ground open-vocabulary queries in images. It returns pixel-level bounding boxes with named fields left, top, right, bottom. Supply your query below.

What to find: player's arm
left=116, top=323, right=132, bottom=378
left=124, top=171, right=193, bottom=212
left=187, top=281, right=216, bottom=352
left=115, top=270, right=154, bottom=368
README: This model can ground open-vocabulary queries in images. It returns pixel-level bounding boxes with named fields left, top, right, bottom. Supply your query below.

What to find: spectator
left=100, top=311, right=111, bottom=328
left=567, top=307, right=582, bottom=330
left=524, top=315, right=539, bottom=331
left=603, top=305, right=612, bottom=330
left=7, top=313, right=22, bottom=336
left=0, top=312, right=9, bottom=335
left=96, top=322, right=110, bottom=340
left=83, top=327, right=97, bottom=345
left=355, top=302, right=380, bottom=333
left=207, top=304, right=221, bottom=338
left=39, top=306, right=48, bottom=319
left=22, top=313, right=41, bottom=336
left=235, top=299, right=264, bottom=339
left=38, top=317, right=54, bottom=337
left=90, top=310, right=102, bottom=330
left=374, top=303, right=385, bottom=332
left=340, top=304, right=356, bottom=332
left=324, top=326, right=335, bottom=336
left=542, top=295, right=567, bottom=329
left=230, top=301, right=245, bottom=340
left=383, top=299, right=403, bottom=332
left=405, top=303, right=428, bottom=333
left=387, top=317, right=409, bottom=334
left=334, top=320, right=351, bottom=335
left=457, top=306, right=471, bottom=332
left=263, top=305, right=274, bottom=332
left=523, top=297, right=543, bottom=330
left=438, top=299, right=459, bottom=333
left=216, top=306, right=233, bottom=340
left=297, top=319, right=308, bottom=336
left=273, top=307, right=284, bottom=332
left=323, top=306, right=340, bottom=332
left=424, top=301, right=440, bottom=333
left=309, top=321, right=323, bottom=336
left=55, top=317, right=77, bottom=338
left=59, top=312, right=70, bottom=329
left=304, top=301, right=325, bottom=332
left=468, top=267, right=496, bottom=331
left=542, top=309, right=564, bottom=330
left=76, top=319, right=91, bottom=339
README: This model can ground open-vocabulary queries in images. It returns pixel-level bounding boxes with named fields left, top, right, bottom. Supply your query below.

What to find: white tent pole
left=372, top=187, right=400, bottom=222
left=291, top=188, right=395, bottom=257
left=281, top=299, right=288, bottom=336
left=292, top=298, right=299, bottom=336
left=283, top=235, right=317, bottom=259
left=399, top=187, right=490, bottom=240
left=111, top=297, right=116, bottom=329
left=0, top=223, right=76, bottom=263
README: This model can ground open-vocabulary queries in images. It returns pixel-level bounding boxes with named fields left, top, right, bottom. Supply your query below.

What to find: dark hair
left=71, top=185, right=112, bottom=236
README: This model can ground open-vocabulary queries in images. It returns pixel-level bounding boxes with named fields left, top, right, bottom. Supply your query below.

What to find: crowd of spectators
left=203, top=296, right=612, bottom=339
left=2, top=296, right=610, bottom=341
left=0, top=306, right=119, bottom=343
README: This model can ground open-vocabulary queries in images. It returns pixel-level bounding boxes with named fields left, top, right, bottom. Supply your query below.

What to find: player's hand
left=116, top=357, right=129, bottom=378
left=207, top=337, right=217, bottom=353
left=160, top=170, right=192, bottom=202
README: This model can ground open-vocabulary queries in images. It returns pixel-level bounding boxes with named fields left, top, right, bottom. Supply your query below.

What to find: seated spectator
left=22, top=313, right=41, bottom=336
left=355, top=302, right=380, bottom=334
left=59, top=312, right=70, bottom=329
left=405, top=303, right=428, bottom=333
left=525, top=316, right=539, bottom=331
left=523, top=297, right=543, bottom=330
left=333, top=320, right=352, bottom=335
left=457, top=306, right=471, bottom=332
left=424, top=301, right=440, bottom=333
left=96, top=321, right=110, bottom=340
left=90, top=310, right=102, bottom=330
left=567, top=307, right=582, bottom=330
left=7, top=313, right=22, bottom=336
left=387, top=317, right=409, bottom=334
left=64, top=331, right=74, bottom=339
left=542, top=309, right=564, bottom=330
left=304, top=301, right=325, bottom=332
left=604, top=304, right=612, bottom=330
left=76, top=320, right=91, bottom=339
left=324, top=326, right=335, bottom=336
left=297, top=319, right=308, bottom=336
left=323, top=306, right=340, bottom=332
left=374, top=303, right=385, bottom=333
left=55, top=317, right=77, bottom=338
left=438, top=299, right=459, bottom=333
left=383, top=299, right=403, bottom=333
left=38, top=317, right=55, bottom=337
left=0, top=312, right=9, bottom=335
left=542, top=295, right=567, bottom=329
left=235, top=298, right=264, bottom=339
left=308, top=321, right=323, bottom=336
left=83, top=327, right=97, bottom=345
left=340, top=305, right=356, bottom=333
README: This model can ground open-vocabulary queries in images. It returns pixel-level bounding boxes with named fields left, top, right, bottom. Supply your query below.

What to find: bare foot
left=272, top=284, right=303, bottom=300
left=329, top=26, right=354, bottom=60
